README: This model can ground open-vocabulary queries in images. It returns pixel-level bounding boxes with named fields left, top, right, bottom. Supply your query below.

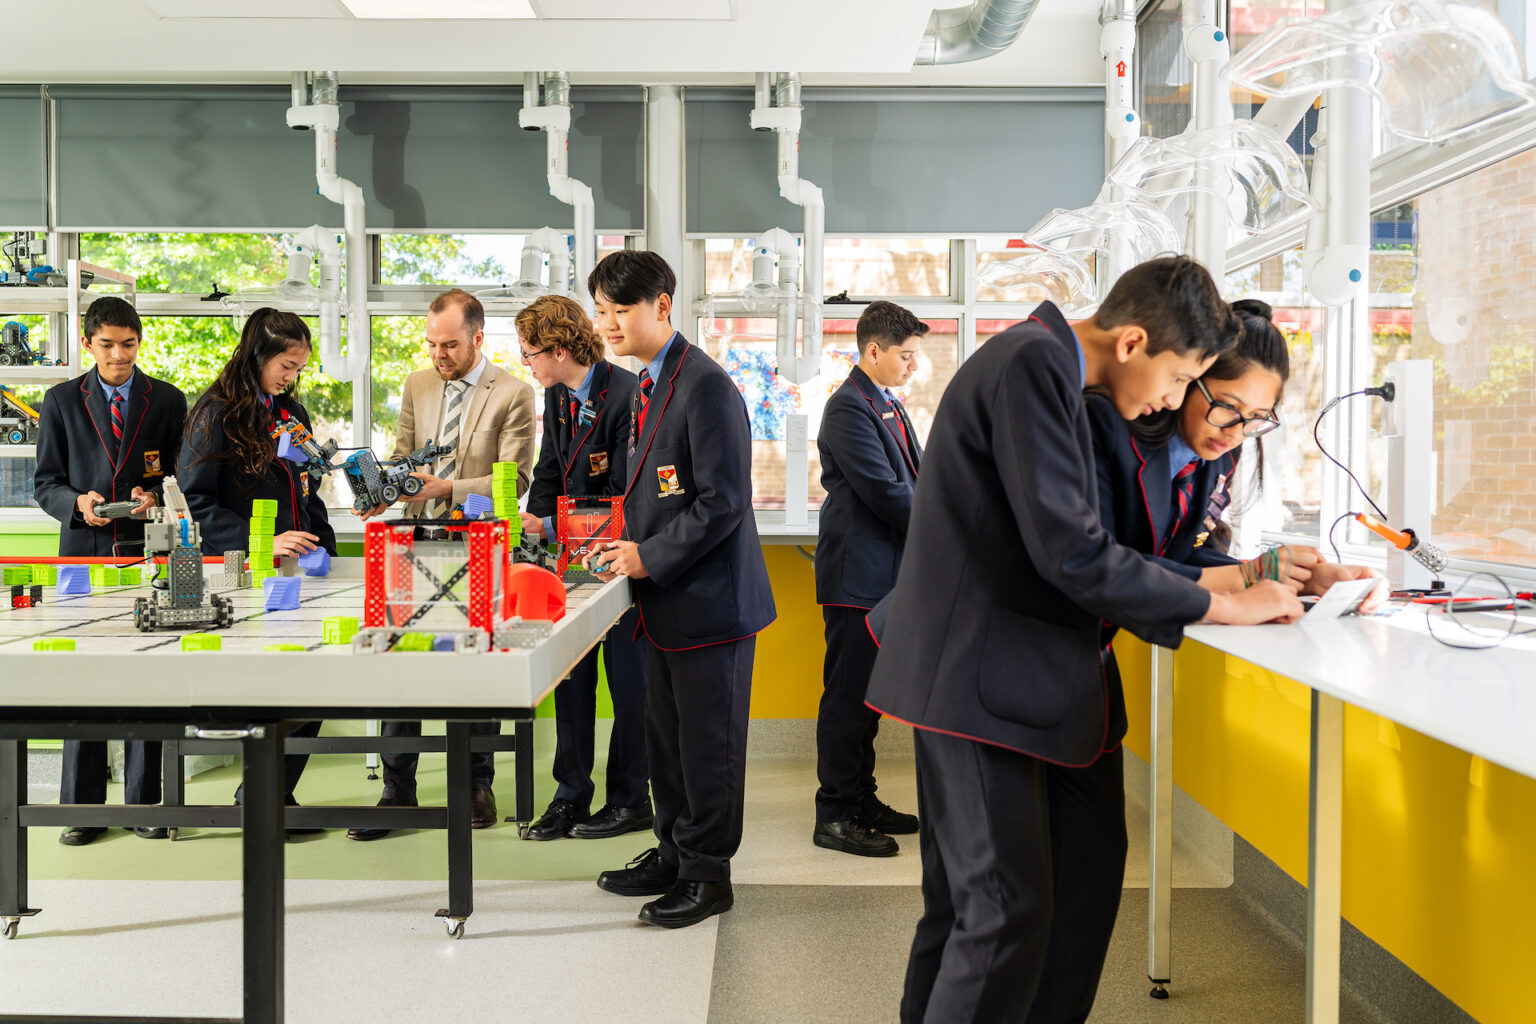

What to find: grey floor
left=10, top=728, right=1399, bottom=1023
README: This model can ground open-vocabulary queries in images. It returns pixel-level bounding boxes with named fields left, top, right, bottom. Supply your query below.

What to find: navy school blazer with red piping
left=815, top=364, right=922, bottom=609
left=861, top=303, right=1211, bottom=767
left=32, top=367, right=188, bottom=556
left=177, top=392, right=337, bottom=557
left=1084, top=391, right=1241, bottom=582
left=526, top=359, right=637, bottom=519
left=618, top=333, right=776, bottom=651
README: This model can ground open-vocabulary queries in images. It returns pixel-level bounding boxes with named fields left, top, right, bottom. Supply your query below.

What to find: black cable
left=1312, top=391, right=1387, bottom=519
left=1325, top=510, right=1359, bottom=564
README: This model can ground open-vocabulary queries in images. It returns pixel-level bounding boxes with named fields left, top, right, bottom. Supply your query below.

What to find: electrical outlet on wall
left=786, top=414, right=808, bottom=452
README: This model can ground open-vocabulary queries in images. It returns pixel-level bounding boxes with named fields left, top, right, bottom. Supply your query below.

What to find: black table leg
left=437, top=722, right=472, bottom=939
left=241, top=723, right=286, bottom=1024
left=0, top=739, right=39, bottom=939
left=514, top=718, right=534, bottom=828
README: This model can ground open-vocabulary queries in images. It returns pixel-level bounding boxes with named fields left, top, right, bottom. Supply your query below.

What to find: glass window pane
left=1380, top=148, right=1536, bottom=568
left=381, top=233, right=630, bottom=288
left=699, top=315, right=958, bottom=509
left=703, top=237, right=950, bottom=298
left=78, top=233, right=291, bottom=293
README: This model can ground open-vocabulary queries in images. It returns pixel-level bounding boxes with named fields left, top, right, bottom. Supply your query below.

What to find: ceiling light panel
left=341, top=0, right=535, bottom=17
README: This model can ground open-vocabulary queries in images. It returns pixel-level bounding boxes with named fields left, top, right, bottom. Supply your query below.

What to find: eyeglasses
left=519, top=347, right=553, bottom=362
left=1195, top=379, right=1280, bottom=437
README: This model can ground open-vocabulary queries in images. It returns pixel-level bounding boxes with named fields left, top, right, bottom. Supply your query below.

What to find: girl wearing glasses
left=1087, top=298, right=1382, bottom=599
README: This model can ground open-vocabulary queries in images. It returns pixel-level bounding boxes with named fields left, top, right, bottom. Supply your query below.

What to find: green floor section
left=27, top=719, right=646, bottom=883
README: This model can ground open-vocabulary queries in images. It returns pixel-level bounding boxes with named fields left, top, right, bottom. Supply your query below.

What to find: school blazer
left=526, top=360, right=636, bottom=517
left=620, top=335, right=776, bottom=650
left=178, top=393, right=337, bottom=557
left=393, top=360, right=537, bottom=513
left=862, top=303, right=1211, bottom=766
left=33, top=368, right=188, bottom=556
left=815, top=365, right=921, bottom=609
left=1084, top=392, right=1241, bottom=580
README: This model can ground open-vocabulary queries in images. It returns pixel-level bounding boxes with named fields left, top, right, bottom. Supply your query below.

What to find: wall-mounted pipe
left=1100, top=0, right=1140, bottom=169
left=287, top=225, right=342, bottom=359
left=519, top=71, right=596, bottom=315
left=914, top=0, right=1041, bottom=65
left=748, top=73, right=822, bottom=384
left=1182, top=0, right=1233, bottom=280
left=284, top=71, right=368, bottom=384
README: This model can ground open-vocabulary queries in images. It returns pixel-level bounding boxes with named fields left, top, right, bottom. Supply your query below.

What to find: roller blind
left=685, top=88, right=1106, bottom=235
left=0, top=87, right=47, bottom=229
left=53, top=85, right=643, bottom=232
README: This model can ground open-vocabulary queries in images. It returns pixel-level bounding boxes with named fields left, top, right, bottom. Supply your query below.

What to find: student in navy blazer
left=178, top=309, right=335, bottom=826
left=513, top=294, right=651, bottom=843
left=865, top=260, right=1304, bottom=1024
left=1089, top=297, right=1385, bottom=624
left=33, top=297, right=187, bottom=846
left=812, top=301, right=928, bottom=858
left=584, top=251, right=775, bottom=930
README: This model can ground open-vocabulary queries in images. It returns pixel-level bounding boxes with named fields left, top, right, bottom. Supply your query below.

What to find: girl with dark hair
left=179, top=308, right=337, bottom=559
left=1087, top=297, right=1384, bottom=601
left=178, top=308, right=335, bottom=826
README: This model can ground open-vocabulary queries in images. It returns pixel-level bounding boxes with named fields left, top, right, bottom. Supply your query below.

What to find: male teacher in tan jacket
left=349, top=287, right=536, bottom=840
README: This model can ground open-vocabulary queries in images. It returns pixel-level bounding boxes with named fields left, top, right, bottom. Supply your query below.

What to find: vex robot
left=133, top=476, right=234, bottom=632
left=0, top=384, right=40, bottom=445
left=270, top=419, right=454, bottom=514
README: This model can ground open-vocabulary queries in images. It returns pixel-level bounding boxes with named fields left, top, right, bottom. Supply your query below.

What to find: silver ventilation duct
left=913, top=0, right=1041, bottom=65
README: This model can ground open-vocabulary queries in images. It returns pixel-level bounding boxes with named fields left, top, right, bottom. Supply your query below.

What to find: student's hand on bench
left=272, top=530, right=320, bottom=557
left=129, top=486, right=157, bottom=516
left=585, top=540, right=648, bottom=581
left=1205, top=580, right=1304, bottom=625
left=77, top=490, right=111, bottom=527
left=1306, top=562, right=1390, bottom=614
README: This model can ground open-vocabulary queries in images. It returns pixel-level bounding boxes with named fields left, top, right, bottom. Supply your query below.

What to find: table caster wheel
left=445, top=918, right=465, bottom=939
left=3, top=918, right=19, bottom=940
left=168, top=827, right=179, bottom=842
left=367, top=772, right=379, bottom=781
left=1150, top=985, right=1169, bottom=1000
left=516, top=823, right=530, bottom=840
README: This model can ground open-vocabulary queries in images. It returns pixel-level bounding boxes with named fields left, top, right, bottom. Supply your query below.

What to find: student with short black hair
left=179, top=308, right=336, bottom=829
left=812, top=300, right=928, bottom=858
left=865, top=257, right=1303, bottom=1022
left=584, top=250, right=775, bottom=929
left=35, top=295, right=188, bottom=845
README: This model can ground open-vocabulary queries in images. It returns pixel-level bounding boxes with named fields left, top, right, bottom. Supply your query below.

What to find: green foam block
left=250, top=499, right=278, bottom=518
left=34, top=638, right=75, bottom=651
left=323, top=616, right=359, bottom=645
left=181, top=633, right=221, bottom=651
left=395, top=632, right=434, bottom=652
left=264, top=643, right=305, bottom=652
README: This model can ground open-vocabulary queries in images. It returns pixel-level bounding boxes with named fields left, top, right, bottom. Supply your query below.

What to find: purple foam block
left=262, top=575, right=302, bottom=612
left=57, top=565, right=91, bottom=595
left=461, top=493, right=494, bottom=520
left=298, top=547, right=330, bottom=578
left=432, top=635, right=457, bottom=652
left=275, top=432, right=306, bottom=464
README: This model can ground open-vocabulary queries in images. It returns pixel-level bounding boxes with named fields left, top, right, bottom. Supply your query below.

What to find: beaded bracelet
left=1240, top=546, right=1293, bottom=587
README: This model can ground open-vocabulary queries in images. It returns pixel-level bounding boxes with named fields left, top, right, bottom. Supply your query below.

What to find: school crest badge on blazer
left=143, top=450, right=163, bottom=476
left=589, top=450, right=610, bottom=475
left=657, top=465, right=684, bottom=498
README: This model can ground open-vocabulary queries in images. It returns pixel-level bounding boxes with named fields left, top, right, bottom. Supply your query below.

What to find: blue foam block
left=275, top=432, right=306, bottom=464
left=262, top=575, right=302, bottom=611
left=461, top=493, right=494, bottom=520
left=57, top=565, right=91, bottom=595
left=432, top=635, right=457, bottom=652
left=298, top=547, right=330, bottom=578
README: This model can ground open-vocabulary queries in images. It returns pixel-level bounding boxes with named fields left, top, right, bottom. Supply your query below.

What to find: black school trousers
left=901, top=728, right=1128, bottom=1024
left=645, top=633, right=754, bottom=883
left=815, top=604, right=883, bottom=822
left=552, top=604, right=649, bottom=811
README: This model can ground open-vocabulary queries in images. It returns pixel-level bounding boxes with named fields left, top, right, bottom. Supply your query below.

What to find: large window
left=703, top=237, right=951, bottom=297
left=700, top=316, right=957, bottom=508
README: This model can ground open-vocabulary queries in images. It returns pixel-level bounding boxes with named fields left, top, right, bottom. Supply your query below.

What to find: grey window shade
left=685, top=89, right=1105, bottom=236
left=53, top=86, right=642, bottom=233
left=0, top=87, right=47, bottom=229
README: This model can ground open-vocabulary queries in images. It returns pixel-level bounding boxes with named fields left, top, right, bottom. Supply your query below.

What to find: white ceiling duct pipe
left=476, top=227, right=572, bottom=303
left=749, top=73, right=822, bottom=384
left=519, top=72, right=596, bottom=316
left=1100, top=0, right=1140, bottom=169
left=222, top=225, right=342, bottom=342
left=914, top=0, right=1041, bottom=65
left=285, top=71, right=368, bottom=383
left=1182, top=0, right=1234, bottom=279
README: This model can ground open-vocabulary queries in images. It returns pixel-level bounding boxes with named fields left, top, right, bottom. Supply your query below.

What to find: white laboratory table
left=1143, top=611, right=1536, bottom=1023
left=0, top=559, right=633, bottom=1024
